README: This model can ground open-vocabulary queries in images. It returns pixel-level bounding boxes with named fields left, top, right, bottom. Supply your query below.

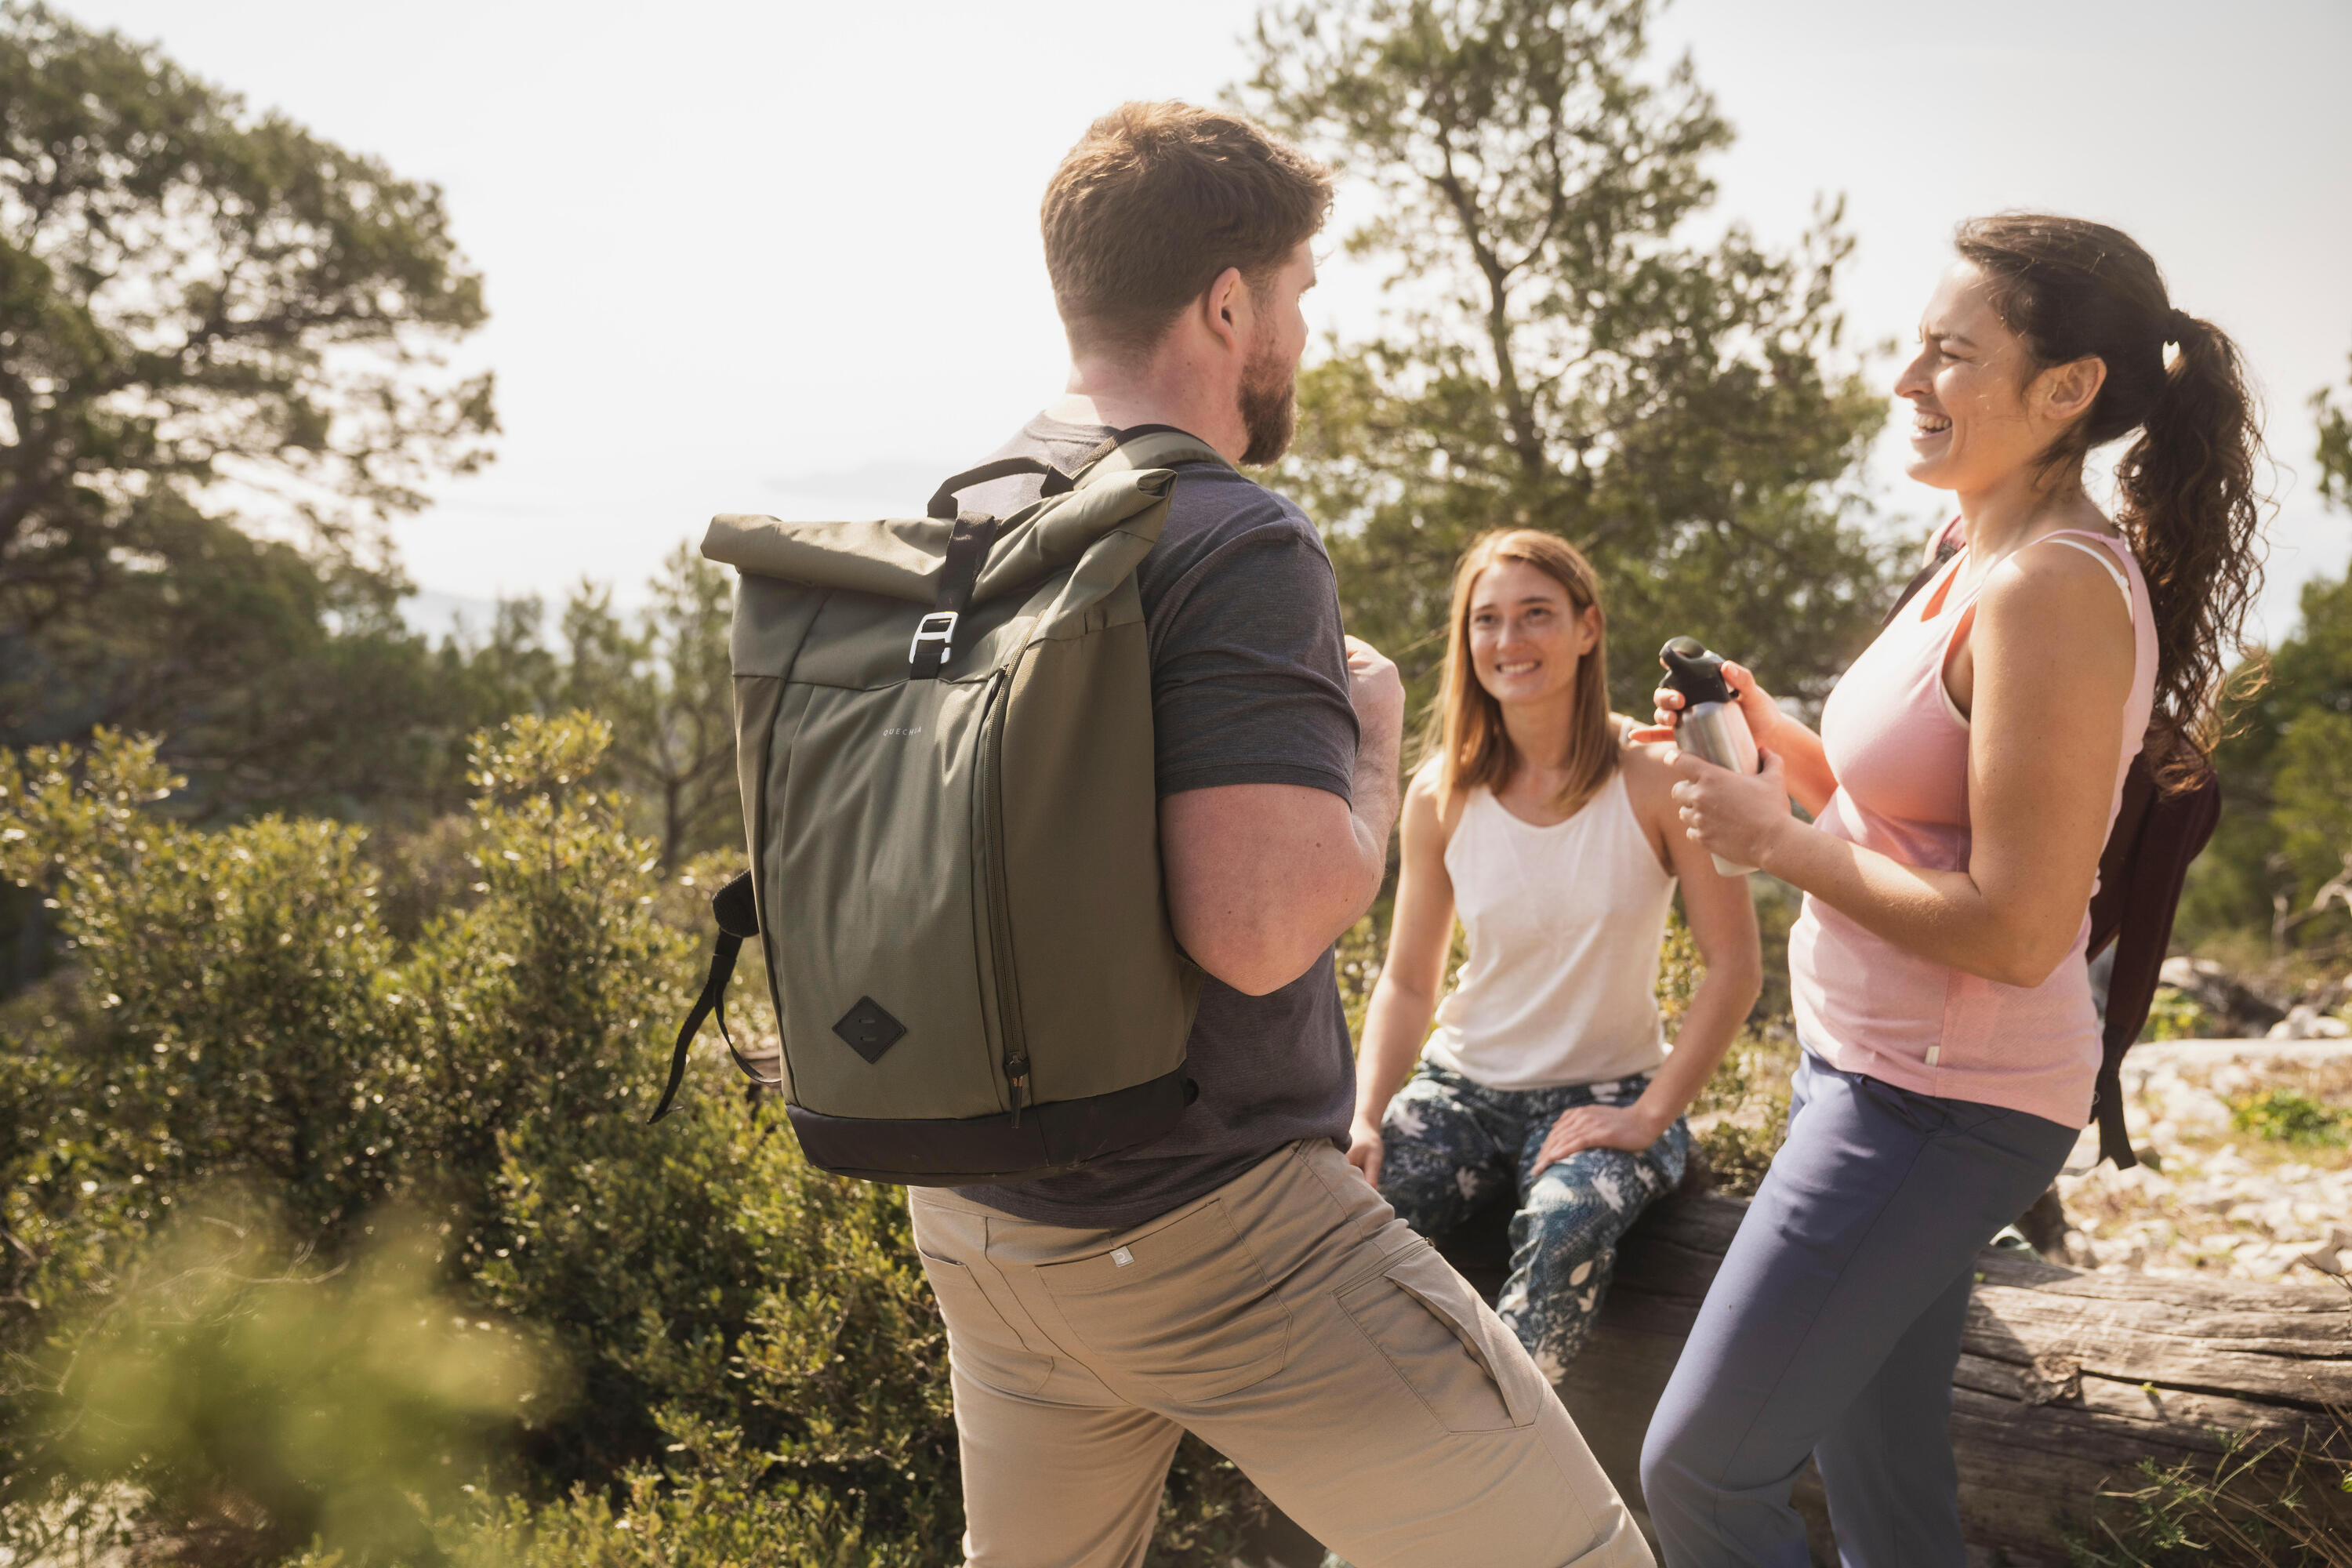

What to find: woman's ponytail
left=1955, top=214, right=2268, bottom=786
left=2111, top=310, right=2265, bottom=778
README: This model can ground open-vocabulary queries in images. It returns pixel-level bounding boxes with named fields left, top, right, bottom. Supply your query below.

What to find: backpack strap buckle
left=911, top=512, right=996, bottom=680
left=909, top=610, right=960, bottom=669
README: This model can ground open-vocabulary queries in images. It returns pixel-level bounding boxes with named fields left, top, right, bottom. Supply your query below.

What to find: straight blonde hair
left=1428, top=529, right=1617, bottom=816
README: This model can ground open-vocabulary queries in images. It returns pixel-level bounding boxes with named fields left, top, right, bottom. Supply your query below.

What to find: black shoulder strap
left=648, top=870, right=779, bottom=1123
left=1073, top=423, right=1231, bottom=485
left=908, top=512, right=997, bottom=680
left=903, top=427, right=1224, bottom=681
left=902, top=459, right=1054, bottom=681
left=1879, top=535, right=1962, bottom=631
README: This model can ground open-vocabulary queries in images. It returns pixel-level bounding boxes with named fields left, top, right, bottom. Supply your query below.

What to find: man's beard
left=1236, top=336, right=1298, bottom=466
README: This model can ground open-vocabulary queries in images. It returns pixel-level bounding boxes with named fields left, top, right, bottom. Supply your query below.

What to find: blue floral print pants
left=1377, top=1060, right=1689, bottom=1381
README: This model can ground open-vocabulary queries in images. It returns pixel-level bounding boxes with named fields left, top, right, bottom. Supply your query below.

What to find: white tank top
left=1421, top=770, right=1677, bottom=1091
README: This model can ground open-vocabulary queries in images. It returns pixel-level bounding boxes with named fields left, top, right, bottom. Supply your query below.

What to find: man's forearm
left=1342, top=728, right=1404, bottom=916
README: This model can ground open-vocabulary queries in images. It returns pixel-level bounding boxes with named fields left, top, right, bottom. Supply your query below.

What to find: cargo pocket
left=1338, top=1242, right=1536, bottom=1433
left=1038, top=1200, right=1291, bottom=1403
left=917, top=1250, right=1054, bottom=1397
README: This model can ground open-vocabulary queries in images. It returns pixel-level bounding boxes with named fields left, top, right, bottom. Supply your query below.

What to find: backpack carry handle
left=926, top=457, right=1073, bottom=519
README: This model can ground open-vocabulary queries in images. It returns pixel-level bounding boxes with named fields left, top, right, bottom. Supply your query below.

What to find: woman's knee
left=1638, top=1406, right=1703, bottom=1518
left=1640, top=1353, right=1739, bottom=1517
left=1519, top=1159, right=1646, bottom=1249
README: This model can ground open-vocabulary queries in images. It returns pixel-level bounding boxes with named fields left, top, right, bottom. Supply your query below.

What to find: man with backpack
left=901, top=102, right=1649, bottom=1568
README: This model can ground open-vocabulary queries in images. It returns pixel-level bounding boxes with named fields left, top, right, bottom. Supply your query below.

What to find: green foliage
left=1687, top=1034, right=1794, bottom=1200
left=476, top=1087, right=958, bottom=1528
left=2179, top=347, right=2352, bottom=955
left=2140, top=985, right=2212, bottom=1043
left=1653, top=906, right=1702, bottom=1033
left=438, top=1432, right=931, bottom=1568
left=2316, top=351, right=2352, bottom=511
left=0, top=717, right=681, bottom=1553
left=553, top=544, right=743, bottom=871
left=1238, top=0, right=1895, bottom=718
left=2060, top=1415, right=2352, bottom=1568
left=2273, top=709, right=2352, bottom=915
left=23, top=1205, right=547, bottom=1566
left=2183, top=557, right=2352, bottom=952
left=2229, top=1089, right=2350, bottom=1149
left=0, top=716, right=1267, bottom=1565
left=1650, top=905, right=1793, bottom=1198
left=0, top=1, right=492, bottom=619
left=0, top=2, right=511, bottom=832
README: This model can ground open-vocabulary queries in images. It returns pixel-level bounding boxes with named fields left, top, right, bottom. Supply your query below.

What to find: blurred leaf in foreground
left=30, top=1198, right=557, bottom=1565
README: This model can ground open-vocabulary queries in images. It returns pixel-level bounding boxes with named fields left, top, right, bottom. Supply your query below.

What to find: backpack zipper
left=976, top=666, right=1031, bottom=1123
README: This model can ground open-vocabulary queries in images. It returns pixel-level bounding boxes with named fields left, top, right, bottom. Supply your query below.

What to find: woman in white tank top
left=1348, top=530, right=1762, bottom=1381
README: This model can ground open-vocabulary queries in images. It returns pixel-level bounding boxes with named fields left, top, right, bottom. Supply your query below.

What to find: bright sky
left=55, top=0, right=2352, bottom=645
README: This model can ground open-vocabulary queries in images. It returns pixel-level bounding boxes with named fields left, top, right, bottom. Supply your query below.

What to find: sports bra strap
left=2035, top=531, right=2132, bottom=606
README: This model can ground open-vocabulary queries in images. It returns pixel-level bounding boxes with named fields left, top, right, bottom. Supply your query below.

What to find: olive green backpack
left=650, top=428, right=1219, bottom=1185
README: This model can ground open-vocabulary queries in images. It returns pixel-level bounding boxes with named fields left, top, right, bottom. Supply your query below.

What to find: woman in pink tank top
left=1638, top=216, right=2270, bottom=1568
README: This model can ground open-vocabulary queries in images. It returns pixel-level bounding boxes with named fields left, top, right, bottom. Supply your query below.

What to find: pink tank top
left=1788, top=528, right=2158, bottom=1127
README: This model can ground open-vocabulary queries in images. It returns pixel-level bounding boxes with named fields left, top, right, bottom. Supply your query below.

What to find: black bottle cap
left=1660, top=637, right=1734, bottom=707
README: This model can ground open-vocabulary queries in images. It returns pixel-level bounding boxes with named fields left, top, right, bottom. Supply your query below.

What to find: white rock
left=2267, top=1004, right=2351, bottom=1040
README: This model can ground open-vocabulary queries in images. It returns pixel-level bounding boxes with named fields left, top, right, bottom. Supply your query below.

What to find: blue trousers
left=1379, top=1062, right=1688, bottom=1381
left=1639, top=1052, right=2077, bottom=1568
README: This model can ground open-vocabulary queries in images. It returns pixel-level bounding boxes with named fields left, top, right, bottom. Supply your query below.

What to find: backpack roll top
left=691, top=432, right=1218, bottom=1185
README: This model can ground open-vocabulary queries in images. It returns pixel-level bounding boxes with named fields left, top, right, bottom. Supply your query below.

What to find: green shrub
left=0, top=717, right=1276, bottom=1565
left=2141, top=985, right=2213, bottom=1043
left=477, top=1091, right=958, bottom=1533
left=435, top=1418, right=932, bottom=1568
left=1680, top=906, right=1798, bottom=1200
left=22, top=1203, right=548, bottom=1566
left=2230, top=1090, right=2350, bottom=1148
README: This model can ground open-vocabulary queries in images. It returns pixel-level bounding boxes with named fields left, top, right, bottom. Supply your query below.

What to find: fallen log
left=1240, top=1190, right=2350, bottom=1565
left=1523, top=1191, right=2352, bottom=1566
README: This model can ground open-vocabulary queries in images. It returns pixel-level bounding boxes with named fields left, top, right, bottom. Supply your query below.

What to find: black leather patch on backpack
left=833, top=997, right=907, bottom=1064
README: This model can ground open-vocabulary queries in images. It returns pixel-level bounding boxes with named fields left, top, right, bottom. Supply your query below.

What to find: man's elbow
left=1185, top=927, right=1327, bottom=996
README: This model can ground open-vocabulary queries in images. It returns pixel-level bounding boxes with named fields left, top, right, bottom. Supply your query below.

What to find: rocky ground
left=2053, top=1036, right=2352, bottom=1283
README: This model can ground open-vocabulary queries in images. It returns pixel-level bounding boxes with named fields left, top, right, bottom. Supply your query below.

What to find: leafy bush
left=2230, top=1090, right=2350, bottom=1148
left=0, top=717, right=1269, bottom=1565
left=1661, top=909, right=1796, bottom=1199
left=20, top=1203, right=547, bottom=1566
left=2141, top=985, right=2213, bottom=1042
left=476, top=1087, right=958, bottom=1530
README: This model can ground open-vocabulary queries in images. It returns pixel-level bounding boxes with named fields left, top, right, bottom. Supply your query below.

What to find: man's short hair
left=1042, top=102, right=1332, bottom=364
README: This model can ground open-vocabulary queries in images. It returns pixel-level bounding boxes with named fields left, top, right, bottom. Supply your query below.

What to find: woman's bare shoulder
left=1615, top=723, right=1676, bottom=789
left=1402, top=755, right=1466, bottom=837
left=1609, top=724, right=1684, bottom=808
left=1981, top=532, right=2136, bottom=640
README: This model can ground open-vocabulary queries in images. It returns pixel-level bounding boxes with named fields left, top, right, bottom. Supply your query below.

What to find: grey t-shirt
left=948, top=414, right=1361, bottom=1229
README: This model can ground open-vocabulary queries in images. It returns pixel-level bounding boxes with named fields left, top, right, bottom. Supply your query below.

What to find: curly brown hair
left=1954, top=212, right=2268, bottom=786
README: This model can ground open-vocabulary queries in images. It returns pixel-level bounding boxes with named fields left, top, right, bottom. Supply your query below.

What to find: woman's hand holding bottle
left=1668, top=747, right=1795, bottom=874
left=1629, top=657, right=1782, bottom=747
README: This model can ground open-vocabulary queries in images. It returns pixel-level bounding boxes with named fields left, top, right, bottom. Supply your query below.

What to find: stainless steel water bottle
left=1660, top=637, right=1759, bottom=877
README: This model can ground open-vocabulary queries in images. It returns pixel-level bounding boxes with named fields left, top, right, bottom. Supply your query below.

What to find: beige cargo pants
left=907, top=1138, right=1653, bottom=1568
